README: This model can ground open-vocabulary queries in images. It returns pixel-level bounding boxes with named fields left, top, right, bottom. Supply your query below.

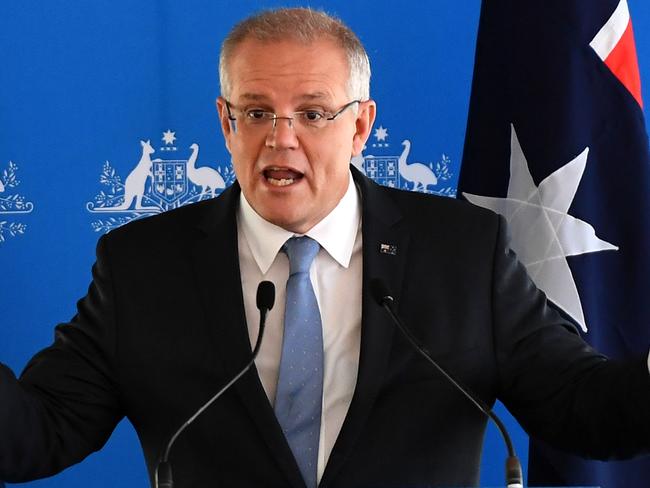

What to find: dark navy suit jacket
left=2, top=167, right=650, bottom=487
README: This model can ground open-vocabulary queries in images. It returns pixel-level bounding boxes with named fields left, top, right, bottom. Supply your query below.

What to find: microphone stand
left=155, top=281, right=275, bottom=488
left=372, top=279, right=523, bottom=488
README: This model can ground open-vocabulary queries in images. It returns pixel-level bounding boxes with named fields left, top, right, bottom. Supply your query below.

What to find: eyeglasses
left=225, top=99, right=361, bottom=134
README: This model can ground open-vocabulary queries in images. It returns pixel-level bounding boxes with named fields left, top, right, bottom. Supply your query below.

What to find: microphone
left=155, top=281, right=275, bottom=488
left=370, top=279, right=523, bottom=488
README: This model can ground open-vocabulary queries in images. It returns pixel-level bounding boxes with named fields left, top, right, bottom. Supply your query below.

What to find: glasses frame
left=224, top=99, right=361, bottom=133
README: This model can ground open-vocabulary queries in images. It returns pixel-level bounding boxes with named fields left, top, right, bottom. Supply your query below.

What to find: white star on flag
left=162, top=130, right=176, bottom=145
left=463, top=125, right=618, bottom=332
left=374, top=125, right=388, bottom=142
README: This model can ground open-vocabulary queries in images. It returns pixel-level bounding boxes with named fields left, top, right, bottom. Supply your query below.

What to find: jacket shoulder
left=378, top=184, right=502, bottom=236
left=106, top=198, right=217, bottom=244
left=98, top=183, right=237, bottom=260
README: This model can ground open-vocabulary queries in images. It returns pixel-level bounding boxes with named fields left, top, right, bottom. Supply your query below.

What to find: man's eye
left=301, top=111, right=325, bottom=122
left=245, top=110, right=270, bottom=120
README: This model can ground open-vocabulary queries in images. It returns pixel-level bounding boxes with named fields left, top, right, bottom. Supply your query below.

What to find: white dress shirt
left=237, top=172, right=362, bottom=482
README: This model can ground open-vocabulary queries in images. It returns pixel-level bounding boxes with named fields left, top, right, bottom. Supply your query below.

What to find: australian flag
left=458, top=0, right=650, bottom=486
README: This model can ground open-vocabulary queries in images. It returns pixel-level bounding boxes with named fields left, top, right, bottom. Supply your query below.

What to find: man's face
left=217, top=38, right=375, bottom=233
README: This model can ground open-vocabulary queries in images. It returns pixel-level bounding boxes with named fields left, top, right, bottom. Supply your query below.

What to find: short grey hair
left=219, top=7, right=371, bottom=102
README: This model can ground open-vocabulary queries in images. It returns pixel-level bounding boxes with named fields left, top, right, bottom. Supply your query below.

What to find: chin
left=258, top=209, right=304, bottom=232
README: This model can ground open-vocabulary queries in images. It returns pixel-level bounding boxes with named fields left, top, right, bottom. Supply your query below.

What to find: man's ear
left=216, top=96, right=233, bottom=153
left=352, top=100, right=377, bottom=156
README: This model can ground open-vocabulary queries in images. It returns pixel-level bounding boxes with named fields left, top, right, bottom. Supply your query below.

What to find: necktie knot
left=283, top=236, right=320, bottom=275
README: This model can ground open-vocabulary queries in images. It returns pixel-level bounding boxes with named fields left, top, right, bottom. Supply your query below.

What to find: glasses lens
left=244, top=110, right=275, bottom=125
left=295, top=111, right=328, bottom=129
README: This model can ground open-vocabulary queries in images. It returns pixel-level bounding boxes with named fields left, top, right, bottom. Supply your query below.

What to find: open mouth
left=263, top=167, right=304, bottom=187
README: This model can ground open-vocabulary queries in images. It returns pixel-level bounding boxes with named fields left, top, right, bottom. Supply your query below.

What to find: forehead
left=227, top=37, right=350, bottom=103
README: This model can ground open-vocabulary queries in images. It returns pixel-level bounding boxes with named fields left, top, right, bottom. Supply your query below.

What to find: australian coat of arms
left=86, top=131, right=235, bottom=233
left=353, top=124, right=456, bottom=197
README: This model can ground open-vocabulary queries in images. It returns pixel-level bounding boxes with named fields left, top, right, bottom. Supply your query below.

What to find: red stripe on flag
left=604, top=20, right=643, bottom=108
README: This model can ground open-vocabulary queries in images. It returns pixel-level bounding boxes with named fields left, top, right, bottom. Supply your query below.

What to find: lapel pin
left=379, top=243, right=398, bottom=256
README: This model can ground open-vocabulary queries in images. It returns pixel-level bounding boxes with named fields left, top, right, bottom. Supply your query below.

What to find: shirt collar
left=238, top=172, right=361, bottom=274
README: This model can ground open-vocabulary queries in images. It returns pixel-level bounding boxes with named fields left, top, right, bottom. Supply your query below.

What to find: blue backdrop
left=1, top=1, right=649, bottom=486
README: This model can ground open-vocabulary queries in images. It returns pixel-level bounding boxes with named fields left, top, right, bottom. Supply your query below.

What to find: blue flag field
left=459, top=0, right=650, bottom=486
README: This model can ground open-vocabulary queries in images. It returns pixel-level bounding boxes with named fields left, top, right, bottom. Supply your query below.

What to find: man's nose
left=266, top=117, right=299, bottom=149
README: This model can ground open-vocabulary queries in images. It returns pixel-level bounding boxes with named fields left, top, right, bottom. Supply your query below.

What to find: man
left=1, top=7, right=649, bottom=488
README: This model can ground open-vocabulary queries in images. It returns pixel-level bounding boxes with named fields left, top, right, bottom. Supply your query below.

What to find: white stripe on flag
left=589, top=0, right=630, bottom=61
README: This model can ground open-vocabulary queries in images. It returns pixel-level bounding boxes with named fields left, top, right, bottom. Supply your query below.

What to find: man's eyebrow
left=297, top=92, right=333, bottom=103
left=238, top=93, right=270, bottom=102
left=235, top=92, right=334, bottom=104
left=236, top=92, right=332, bottom=106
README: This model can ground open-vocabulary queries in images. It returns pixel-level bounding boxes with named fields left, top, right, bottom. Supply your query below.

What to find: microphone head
left=256, top=281, right=275, bottom=311
left=369, top=278, right=394, bottom=306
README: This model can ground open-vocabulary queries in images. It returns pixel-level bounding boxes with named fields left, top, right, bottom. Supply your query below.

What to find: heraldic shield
left=152, top=159, right=188, bottom=204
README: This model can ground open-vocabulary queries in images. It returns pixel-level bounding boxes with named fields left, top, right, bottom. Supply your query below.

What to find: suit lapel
left=321, top=168, right=411, bottom=485
left=188, top=184, right=306, bottom=488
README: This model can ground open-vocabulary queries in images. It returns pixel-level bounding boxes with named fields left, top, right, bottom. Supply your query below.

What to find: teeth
left=267, top=177, right=295, bottom=187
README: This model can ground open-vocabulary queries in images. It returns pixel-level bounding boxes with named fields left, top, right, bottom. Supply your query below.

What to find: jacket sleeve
left=490, top=214, right=650, bottom=460
left=0, top=234, right=123, bottom=482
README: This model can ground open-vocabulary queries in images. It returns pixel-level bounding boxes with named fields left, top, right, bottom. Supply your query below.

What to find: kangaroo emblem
left=187, top=143, right=225, bottom=198
left=92, top=140, right=156, bottom=211
left=398, top=140, right=437, bottom=191
left=117, top=140, right=156, bottom=209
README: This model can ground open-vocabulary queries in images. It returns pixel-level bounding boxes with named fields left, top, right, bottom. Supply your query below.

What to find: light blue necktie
left=274, top=236, right=323, bottom=488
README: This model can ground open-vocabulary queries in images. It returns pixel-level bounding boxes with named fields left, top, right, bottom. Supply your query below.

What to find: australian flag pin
left=379, top=243, right=398, bottom=256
